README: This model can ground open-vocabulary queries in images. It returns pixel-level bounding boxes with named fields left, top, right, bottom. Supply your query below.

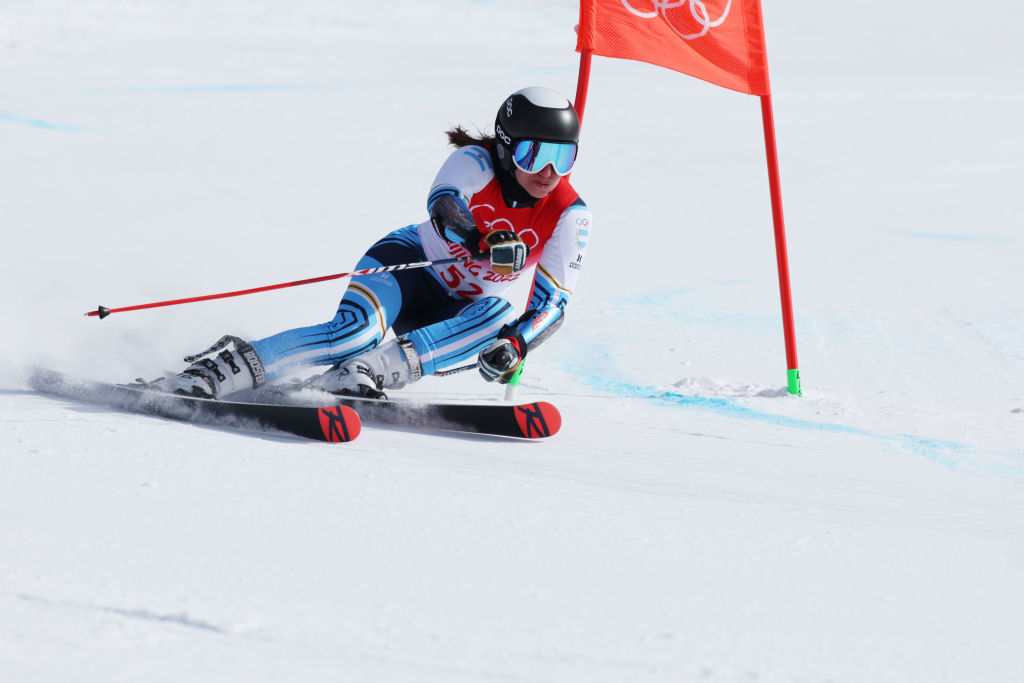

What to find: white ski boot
left=312, top=337, right=422, bottom=399
left=150, top=335, right=267, bottom=399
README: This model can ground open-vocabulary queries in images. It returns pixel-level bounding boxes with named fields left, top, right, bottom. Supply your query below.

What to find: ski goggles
left=511, top=139, right=578, bottom=176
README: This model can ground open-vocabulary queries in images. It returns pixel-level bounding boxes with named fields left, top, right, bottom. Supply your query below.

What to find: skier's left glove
left=478, top=327, right=528, bottom=384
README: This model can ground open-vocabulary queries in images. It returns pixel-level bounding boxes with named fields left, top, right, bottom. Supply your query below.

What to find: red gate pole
left=760, top=94, right=801, bottom=396
left=574, top=47, right=594, bottom=123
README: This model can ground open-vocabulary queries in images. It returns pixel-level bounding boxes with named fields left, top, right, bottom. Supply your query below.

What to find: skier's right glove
left=430, top=194, right=528, bottom=275
left=430, top=193, right=485, bottom=256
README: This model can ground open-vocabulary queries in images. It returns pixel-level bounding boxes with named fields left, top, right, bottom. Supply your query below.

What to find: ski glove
left=430, top=194, right=529, bottom=276
left=478, top=327, right=527, bottom=384
left=480, top=230, right=528, bottom=276
left=430, top=194, right=480, bottom=252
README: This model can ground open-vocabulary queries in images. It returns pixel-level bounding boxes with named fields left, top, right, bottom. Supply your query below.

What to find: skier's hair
left=445, top=125, right=495, bottom=149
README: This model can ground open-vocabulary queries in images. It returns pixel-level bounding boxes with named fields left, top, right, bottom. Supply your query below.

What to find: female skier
left=153, top=86, right=592, bottom=399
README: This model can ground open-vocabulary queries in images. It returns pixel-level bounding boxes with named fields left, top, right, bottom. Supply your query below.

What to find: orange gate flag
left=577, top=0, right=771, bottom=96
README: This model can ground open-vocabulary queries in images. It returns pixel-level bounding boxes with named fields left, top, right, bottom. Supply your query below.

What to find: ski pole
left=433, top=363, right=478, bottom=377
left=84, top=256, right=469, bottom=319
left=504, top=360, right=525, bottom=401
left=435, top=360, right=525, bottom=401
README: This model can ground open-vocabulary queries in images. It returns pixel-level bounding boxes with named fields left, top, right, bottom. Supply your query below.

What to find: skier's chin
left=521, top=176, right=559, bottom=199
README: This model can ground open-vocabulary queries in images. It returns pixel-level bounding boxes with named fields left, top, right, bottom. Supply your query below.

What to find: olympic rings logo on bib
left=470, top=203, right=540, bottom=251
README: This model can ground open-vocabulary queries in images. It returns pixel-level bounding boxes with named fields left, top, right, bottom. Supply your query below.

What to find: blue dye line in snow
left=2, top=81, right=344, bottom=132
left=0, top=112, right=87, bottom=131
left=567, top=366, right=1024, bottom=484
left=889, top=230, right=1013, bottom=244
left=2, top=81, right=343, bottom=131
left=81, top=82, right=346, bottom=95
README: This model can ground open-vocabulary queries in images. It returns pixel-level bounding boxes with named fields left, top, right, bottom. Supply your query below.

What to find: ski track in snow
left=15, top=593, right=227, bottom=634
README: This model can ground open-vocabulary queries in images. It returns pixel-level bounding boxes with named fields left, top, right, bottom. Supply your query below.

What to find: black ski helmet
left=494, top=87, right=580, bottom=174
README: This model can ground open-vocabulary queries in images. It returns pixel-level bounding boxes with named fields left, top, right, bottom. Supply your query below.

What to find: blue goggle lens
left=512, top=140, right=578, bottom=176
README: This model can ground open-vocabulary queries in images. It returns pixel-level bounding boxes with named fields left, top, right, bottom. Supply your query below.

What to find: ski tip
left=317, top=404, right=362, bottom=442
left=513, top=401, right=561, bottom=439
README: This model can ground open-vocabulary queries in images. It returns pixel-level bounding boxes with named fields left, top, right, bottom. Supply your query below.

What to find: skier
left=152, top=86, right=592, bottom=400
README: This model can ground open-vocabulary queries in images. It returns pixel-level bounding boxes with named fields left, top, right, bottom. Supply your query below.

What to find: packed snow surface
left=2, top=1, right=1023, bottom=681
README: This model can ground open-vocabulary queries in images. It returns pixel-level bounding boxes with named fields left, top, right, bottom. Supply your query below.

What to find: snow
left=2, top=0, right=1024, bottom=680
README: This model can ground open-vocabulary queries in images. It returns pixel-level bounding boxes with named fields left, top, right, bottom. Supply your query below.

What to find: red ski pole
left=85, top=256, right=468, bottom=319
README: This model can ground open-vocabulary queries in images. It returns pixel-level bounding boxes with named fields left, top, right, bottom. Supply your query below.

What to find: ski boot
left=148, top=335, right=267, bottom=399
left=311, top=337, right=422, bottom=399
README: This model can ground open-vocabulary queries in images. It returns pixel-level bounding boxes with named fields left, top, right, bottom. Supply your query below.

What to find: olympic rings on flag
left=621, top=0, right=732, bottom=40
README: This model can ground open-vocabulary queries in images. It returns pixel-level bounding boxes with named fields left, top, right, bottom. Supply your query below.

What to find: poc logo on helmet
left=495, top=123, right=512, bottom=145
left=506, top=98, right=514, bottom=118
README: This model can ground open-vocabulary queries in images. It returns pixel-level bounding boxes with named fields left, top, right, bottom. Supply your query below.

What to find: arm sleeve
left=514, top=199, right=592, bottom=348
left=426, top=145, right=493, bottom=213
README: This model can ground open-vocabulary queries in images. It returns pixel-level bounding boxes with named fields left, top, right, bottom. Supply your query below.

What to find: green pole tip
left=503, top=360, right=525, bottom=402
left=509, top=360, right=525, bottom=387
left=787, top=368, right=802, bottom=396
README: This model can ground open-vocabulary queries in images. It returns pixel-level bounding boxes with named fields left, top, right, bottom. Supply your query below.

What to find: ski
left=29, top=368, right=559, bottom=441
left=262, top=388, right=562, bottom=440
left=29, top=368, right=361, bottom=443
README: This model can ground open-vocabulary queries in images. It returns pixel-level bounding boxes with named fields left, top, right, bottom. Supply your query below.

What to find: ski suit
left=250, top=144, right=592, bottom=381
